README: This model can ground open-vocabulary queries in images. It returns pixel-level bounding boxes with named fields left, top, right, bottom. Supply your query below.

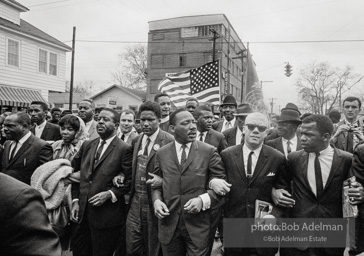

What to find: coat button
left=89, top=181, right=93, bottom=184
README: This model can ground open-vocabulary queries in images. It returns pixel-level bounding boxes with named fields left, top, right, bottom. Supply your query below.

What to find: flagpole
left=244, top=42, right=249, bottom=103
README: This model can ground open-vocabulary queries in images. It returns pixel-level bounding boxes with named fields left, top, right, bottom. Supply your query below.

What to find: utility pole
left=268, top=98, right=277, bottom=114
left=209, top=28, right=220, bottom=62
left=243, top=43, right=250, bottom=102
left=69, top=26, right=76, bottom=111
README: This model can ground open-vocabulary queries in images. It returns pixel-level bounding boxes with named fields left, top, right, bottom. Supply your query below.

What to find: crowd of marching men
left=0, top=93, right=364, bottom=256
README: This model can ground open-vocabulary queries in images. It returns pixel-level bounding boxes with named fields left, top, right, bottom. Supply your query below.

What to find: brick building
left=147, top=14, right=254, bottom=104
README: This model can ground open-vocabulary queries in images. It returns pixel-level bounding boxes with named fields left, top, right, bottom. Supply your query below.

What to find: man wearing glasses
left=220, top=112, right=287, bottom=256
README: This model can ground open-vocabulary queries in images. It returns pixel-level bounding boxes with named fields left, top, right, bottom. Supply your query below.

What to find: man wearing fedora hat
left=223, top=103, right=253, bottom=147
left=212, top=95, right=238, bottom=133
left=266, top=103, right=302, bottom=158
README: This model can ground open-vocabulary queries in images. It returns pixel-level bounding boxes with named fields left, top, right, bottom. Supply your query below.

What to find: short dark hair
left=51, top=107, right=61, bottom=114
left=302, top=114, right=333, bottom=136
left=170, top=108, right=189, bottom=126
left=31, top=101, right=48, bottom=111
left=61, top=110, right=73, bottom=118
left=139, top=101, right=162, bottom=119
left=193, top=105, right=212, bottom=119
left=343, top=96, right=362, bottom=109
left=58, top=114, right=81, bottom=131
left=186, top=97, right=199, bottom=105
left=100, top=108, right=119, bottom=123
left=121, top=109, right=136, bottom=120
left=154, top=93, right=169, bottom=102
left=12, top=112, right=31, bottom=127
left=80, top=99, right=95, bottom=108
left=328, top=109, right=341, bottom=120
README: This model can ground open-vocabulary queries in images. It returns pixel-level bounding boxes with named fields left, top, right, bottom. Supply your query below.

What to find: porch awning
left=0, top=85, right=45, bottom=107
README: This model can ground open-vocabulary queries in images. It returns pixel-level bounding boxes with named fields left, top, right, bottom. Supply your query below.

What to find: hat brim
left=277, top=119, right=302, bottom=124
left=233, top=113, right=250, bottom=116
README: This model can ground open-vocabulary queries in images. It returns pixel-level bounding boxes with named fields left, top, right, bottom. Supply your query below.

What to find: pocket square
left=267, top=172, right=275, bottom=176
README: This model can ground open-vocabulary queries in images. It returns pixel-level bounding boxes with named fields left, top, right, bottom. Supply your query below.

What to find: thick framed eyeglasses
left=245, top=124, right=267, bottom=133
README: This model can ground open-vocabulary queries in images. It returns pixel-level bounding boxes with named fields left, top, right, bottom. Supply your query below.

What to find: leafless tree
left=65, top=80, right=94, bottom=97
left=111, top=44, right=147, bottom=91
left=296, top=61, right=361, bottom=114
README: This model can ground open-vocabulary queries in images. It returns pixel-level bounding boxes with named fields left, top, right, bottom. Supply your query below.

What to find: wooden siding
left=0, top=30, right=67, bottom=101
left=0, top=2, right=20, bottom=25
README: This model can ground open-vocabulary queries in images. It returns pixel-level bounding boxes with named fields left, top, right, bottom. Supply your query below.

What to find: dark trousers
left=161, top=218, right=208, bottom=256
left=207, top=207, right=222, bottom=255
left=72, top=213, right=122, bottom=256
left=126, top=194, right=161, bottom=256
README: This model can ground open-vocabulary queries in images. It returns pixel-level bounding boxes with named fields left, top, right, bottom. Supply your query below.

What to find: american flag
left=157, top=60, right=220, bottom=107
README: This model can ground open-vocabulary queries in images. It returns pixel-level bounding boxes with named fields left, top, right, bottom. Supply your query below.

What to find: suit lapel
left=3, top=141, right=11, bottom=167
left=249, top=146, right=268, bottom=184
left=8, top=135, right=33, bottom=166
left=234, top=145, right=248, bottom=184
left=277, top=137, right=285, bottom=154
left=323, top=149, right=341, bottom=192
left=94, top=137, right=117, bottom=169
left=181, top=141, right=198, bottom=173
left=204, top=130, right=212, bottom=144
left=89, top=139, right=100, bottom=170
left=300, top=151, right=316, bottom=198
left=41, top=122, right=49, bottom=139
left=147, top=131, right=163, bottom=164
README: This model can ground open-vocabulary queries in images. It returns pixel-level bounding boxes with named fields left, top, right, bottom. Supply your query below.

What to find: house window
left=8, top=39, right=19, bottom=67
left=49, top=53, right=57, bottom=76
left=39, top=49, right=47, bottom=73
left=179, top=54, right=186, bottom=67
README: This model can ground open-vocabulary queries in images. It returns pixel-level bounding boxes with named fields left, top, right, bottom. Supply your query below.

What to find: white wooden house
left=0, top=0, right=72, bottom=111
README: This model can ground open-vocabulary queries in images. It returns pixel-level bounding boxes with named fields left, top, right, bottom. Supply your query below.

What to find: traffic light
left=285, top=62, right=292, bottom=77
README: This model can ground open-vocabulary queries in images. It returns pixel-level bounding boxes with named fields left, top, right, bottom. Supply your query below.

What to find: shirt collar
left=161, top=116, right=169, bottom=123
left=175, top=141, right=192, bottom=151
left=99, top=135, right=116, bottom=146
left=344, top=119, right=358, bottom=127
left=309, top=144, right=334, bottom=157
left=144, top=128, right=159, bottom=144
left=243, top=143, right=263, bottom=156
left=17, top=131, right=31, bottom=144
left=224, top=117, right=236, bottom=125
left=36, top=120, right=47, bottom=129
left=282, top=134, right=298, bottom=144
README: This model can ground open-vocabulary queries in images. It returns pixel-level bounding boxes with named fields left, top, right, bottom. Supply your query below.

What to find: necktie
left=120, top=134, right=125, bottom=141
left=226, top=121, right=231, bottom=130
left=287, top=140, right=292, bottom=154
left=240, top=133, right=244, bottom=144
left=180, top=144, right=187, bottom=169
left=9, top=141, right=18, bottom=160
left=199, top=133, right=204, bottom=142
left=247, top=151, right=254, bottom=178
left=143, top=137, right=151, bottom=156
left=347, top=130, right=354, bottom=153
left=314, top=153, right=324, bottom=198
left=95, top=140, right=106, bottom=164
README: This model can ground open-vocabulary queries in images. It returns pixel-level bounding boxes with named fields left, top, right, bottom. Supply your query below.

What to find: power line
left=28, top=0, right=72, bottom=7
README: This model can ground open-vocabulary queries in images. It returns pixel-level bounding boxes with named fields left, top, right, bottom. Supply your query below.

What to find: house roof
left=3, top=0, right=29, bottom=12
left=90, top=84, right=147, bottom=101
left=0, top=17, right=72, bottom=51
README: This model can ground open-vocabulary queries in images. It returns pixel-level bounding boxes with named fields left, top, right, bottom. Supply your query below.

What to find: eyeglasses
left=245, top=124, right=267, bottom=133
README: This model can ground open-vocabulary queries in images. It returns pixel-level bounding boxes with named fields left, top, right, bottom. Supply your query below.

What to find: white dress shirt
left=282, top=135, right=298, bottom=157
left=160, top=116, right=169, bottom=124
left=235, top=127, right=243, bottom=145
left=221, top=117, right=236, bottom=132
left=117, top=127, right=136, bottom=142
left=9, top=131, right=31, bottom=160
left=174, top=141, right=210, bottom=211
left=141, top=128, right=159, bottom=155
left=307, top=145, right=334, bottom=196
left=35, top=120, right=47, bottom=138
left=243, top=144, right=263, bottom=176
left=95, top=135, right=118, bottom=202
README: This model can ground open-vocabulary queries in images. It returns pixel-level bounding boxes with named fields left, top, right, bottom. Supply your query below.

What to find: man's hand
left=353, top=128, right=364, bottom=142
left=71, top=201, right=79, bottom=222
left=154, top=199, right=170, bottom=219
left=88, top=191, right=111, bottom=207
left=334, top=124, right=350, bottom=137
left=146, top=173, right=162, bottom=188
left=210, top=178, right=232, bottom=195
left=257, top=215, right=277, bottom=231
left=184, top=197, right=203, bottom=214
left=348, top=181, right=364, bottom=205
left=112, top=174, right=125, bottom=188
left=272, top=188, right=295, bottom=207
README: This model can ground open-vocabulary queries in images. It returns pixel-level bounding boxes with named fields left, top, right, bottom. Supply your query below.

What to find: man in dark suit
left=78, top=99, right=99, bottom=140
left=71, top=108, right=132, bottom=256
left=266, top=104, right=302, bottom=157
left=212, top=95, right=238, bottom=132
left=117, top=109, right=138, bottom=145
left=221, top=112, right=286, bottom=256
left=273, top=114, right=358, bottom=256
left=152, top=109, right=226, bottom=256
left=194, top=105, right=227, bottom=154
left=223, top=103, right=253, bottom=147
left=29, top=101, right=61, bottom=142
left=117, top=101, right=174, bottom=256
left=0, top=172, right=61, bottom=255
left=154, top=93, right=172, bottom=133
left=2, top=112, right=53, bottom=185
left=331, top=96, right=364, bottom=153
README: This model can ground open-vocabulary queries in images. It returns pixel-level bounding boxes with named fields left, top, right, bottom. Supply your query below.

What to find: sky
left=19, top=0, right=364, bottom=113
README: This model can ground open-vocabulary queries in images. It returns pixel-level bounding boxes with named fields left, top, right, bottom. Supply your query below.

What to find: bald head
left=244, top=112, right=269, bottom=150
